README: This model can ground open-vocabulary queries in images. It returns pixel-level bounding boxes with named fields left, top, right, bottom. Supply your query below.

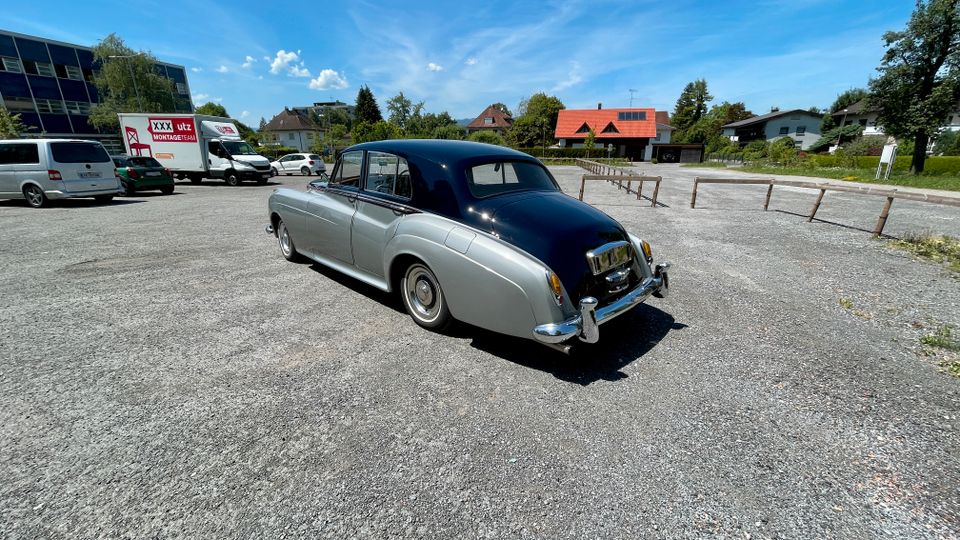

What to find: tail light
left=48, top=170, right=62, bottom=180
left=164, top=168, right=171, bottom=177
left=127, top=168, right=139, bottom=179
left=308, top=160, right=315, bottom=165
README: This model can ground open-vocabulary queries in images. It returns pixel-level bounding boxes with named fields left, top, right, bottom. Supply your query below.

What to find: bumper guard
left=533, top=262, right=671, bottom=344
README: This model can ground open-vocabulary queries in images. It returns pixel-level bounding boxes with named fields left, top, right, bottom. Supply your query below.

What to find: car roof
left=0, top=138, right=104, bottom=144
left=346, top=139, right=534, bottom=166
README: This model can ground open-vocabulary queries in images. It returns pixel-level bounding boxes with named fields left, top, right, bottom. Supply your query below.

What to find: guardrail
left=690, top=176, right=960, bottom=236
left=578, top=174, right=662, bottom=207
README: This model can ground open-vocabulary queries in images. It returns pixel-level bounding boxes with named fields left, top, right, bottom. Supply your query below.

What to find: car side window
left=330, top=151, right=363, bottom=189
left=0, top=143, right=40, bottom=165
left=364, top=151, right=411, bottom=199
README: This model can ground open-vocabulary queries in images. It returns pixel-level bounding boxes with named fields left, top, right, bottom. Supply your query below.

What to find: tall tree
left=0, top=106, right=29, bottom=138
left=195, top=102, right=228, bottom=117
left=88, top=33, right=178, bottom=130
left=491, top=102, right=512, bottom=117
left=354, top=85, right=383, bottom=124
left=870, top=0, right=960, bottom=173
left=672, top=79, right=713, bottom=141
left=829, top=88, right=869, bottom=113
left=522, top=92, right=565, bottom=131
left=386, top=91, right=417, bottom=130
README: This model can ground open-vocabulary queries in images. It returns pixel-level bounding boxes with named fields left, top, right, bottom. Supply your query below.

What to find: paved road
left=0, top=166, right=957, bottom=538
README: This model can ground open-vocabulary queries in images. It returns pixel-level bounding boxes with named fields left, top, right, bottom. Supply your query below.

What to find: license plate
left=146, top=171, right=161, bottom=177
left=586, top=241, right=633, bottom=275
left=262, top=173, right=270, bottom=178
left=79, top=172, right=101, bottom=178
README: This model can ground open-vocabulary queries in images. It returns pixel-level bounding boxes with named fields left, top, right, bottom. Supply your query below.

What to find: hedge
left=804, top=154, right=960, bottom=174
left=515, top=147, right=625, bottom=158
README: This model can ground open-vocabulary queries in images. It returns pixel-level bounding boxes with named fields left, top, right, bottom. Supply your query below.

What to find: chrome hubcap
left=405, top=266, right=441, bottom=322
left=279, top=224, right=292, bottom=256
left=25, top=187, right=42, bottom=206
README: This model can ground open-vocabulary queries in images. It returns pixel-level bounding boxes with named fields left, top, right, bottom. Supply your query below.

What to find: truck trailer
left=117, top=113, right=271, bottom=185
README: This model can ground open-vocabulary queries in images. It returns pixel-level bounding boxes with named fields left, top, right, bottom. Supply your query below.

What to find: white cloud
left=192, top=92, right=209, bottom=101
left=309, top=69, right=349, bottom=90
left=215, top=65, right=229, bottom=73
left=212, top=97, right=223, bottom=103
left=552, top=61, right=583, bottom=91
left=241, top=55, right=256, bottom=68
left=465, top=58, right=478, bottom=66
left=269, top=49, right=300, bottom=74
left=427, top=62, right=443, bottom=72
left=240, top=110, right=250, bottom=119
left=289, top=62, right=311, bottom=78
left=190, top=67, right=203, bottom=73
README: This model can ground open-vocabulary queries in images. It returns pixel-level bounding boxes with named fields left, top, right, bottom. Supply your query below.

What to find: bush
left=467, top=130, right=506, bottom=146
left=845, top=135, right=887, bottom=156
left=743, top=140, right=769, bottom=161
left=515, top=147, right=620, bottom=158
left=257, top=145, right=299, bottom=159
left=768, top=136, right=798, bottom=164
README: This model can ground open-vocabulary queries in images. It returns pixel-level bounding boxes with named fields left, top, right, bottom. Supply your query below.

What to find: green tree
left=506, top=92, right=564, bottom=147
left=432, top=124, right=465, bottom=139
left=869, top=0, right=960, bottom=173
left=491, top=102, right=512, bottom=117
left=407, top=110, right=455, bottom=138
left=354, top=85, right=383, bottom=124
left=352, top=120, right=400, bottom=143
left=522, top=92, right=565, bottom=131
left=467, top=130, right=506, bottom=145
left=672, top=79, right=713, bottom=141
left=195, top=102, right=228, bottom=117
left=505, top=115, right=541, bottom=147
left=829, top=88, right=869, bottom=113
left=88, top=33, right=178, bottom=130
left=0, top=106, right=29, bottom=138
left=820, top=113, right=837, bottom=133
left=933, top=129, right=960, bottom=154
left=386, top=91, right=418, bottom=130
left=583, top=127, right=596, bottom=157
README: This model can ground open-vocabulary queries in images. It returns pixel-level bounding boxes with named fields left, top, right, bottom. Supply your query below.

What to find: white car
left=0, top=139, right=121, bottom=208
left=270, top=153, right=326, bottom=176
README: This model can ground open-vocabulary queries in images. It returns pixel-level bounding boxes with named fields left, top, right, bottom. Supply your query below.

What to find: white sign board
left=879, top=144, right=897, bottom=164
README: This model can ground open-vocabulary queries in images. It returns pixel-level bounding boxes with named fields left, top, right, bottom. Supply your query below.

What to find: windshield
left=465, top=161, right=559, bottom=199
left=221, top=141, right=259, bottom=156
left=50, top=142, right=111, bottom=163
left=128, top=157, right=162, bottom=168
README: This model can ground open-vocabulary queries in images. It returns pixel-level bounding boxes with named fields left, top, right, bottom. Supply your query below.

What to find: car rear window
left=309, top=154, right=321, bottom=160
left=128, top=157, right=162, bottom=167
left=50, top=142, right=110, bottom=163
left=112, top=157, right=128, bottom=167
left=465, top=161, right=558, bottom=198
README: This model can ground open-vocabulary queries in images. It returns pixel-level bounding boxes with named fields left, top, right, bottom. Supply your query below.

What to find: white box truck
left=117, top=113, right=272, bottom=185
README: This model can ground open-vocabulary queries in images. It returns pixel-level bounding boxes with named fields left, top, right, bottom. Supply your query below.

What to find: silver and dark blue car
left=265, top=140, right=670, bottom=351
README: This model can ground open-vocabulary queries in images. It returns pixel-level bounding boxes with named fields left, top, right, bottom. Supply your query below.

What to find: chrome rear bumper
left=533, top=262, right=671, bottom=344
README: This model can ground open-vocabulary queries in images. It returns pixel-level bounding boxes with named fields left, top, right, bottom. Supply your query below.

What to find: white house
left=832, top=98, right=960, bottom=137
left=261, top=108, right=323, bottom=152
left=721, top=108, right=823, bottom=150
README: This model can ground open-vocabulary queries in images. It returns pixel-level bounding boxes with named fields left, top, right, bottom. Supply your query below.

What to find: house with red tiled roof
left=555, top=106, right=661, bottom=161
left=466, top=105, right=513, bottom=136
left=261, top=108, right=323, bottom=152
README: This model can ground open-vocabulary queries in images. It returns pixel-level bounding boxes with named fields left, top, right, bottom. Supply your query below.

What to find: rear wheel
left=122, top=182, right=136, bottom=196
left=23, top=184, right=46, bottom=208
left=301, top=166, right=310, bottom=176
left=224, top=171, right=240, bottom=186
left=401, top=263, right=452, bottom=331
left=190, top=175, right=202, bottom=184
left=160, top=185, right=174, bottom=195
left=277, top=219, right=301, bottom=262
left=271, top=167, right=279, bottom=177
left=94, top=195, right=114, bottom=203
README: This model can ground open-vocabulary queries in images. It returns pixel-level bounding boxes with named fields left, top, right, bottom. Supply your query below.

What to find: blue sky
left=2, top=0, right=913, bottom=125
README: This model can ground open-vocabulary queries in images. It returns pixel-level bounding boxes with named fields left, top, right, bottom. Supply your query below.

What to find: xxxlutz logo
left=147, top=118, right=197, bottom=143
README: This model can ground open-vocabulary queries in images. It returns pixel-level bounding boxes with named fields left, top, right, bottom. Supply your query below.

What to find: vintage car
left=265, top=140, right=670, bottom=352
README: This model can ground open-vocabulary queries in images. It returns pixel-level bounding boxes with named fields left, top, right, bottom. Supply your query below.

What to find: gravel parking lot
left=1, top=164, right=958, bottom=538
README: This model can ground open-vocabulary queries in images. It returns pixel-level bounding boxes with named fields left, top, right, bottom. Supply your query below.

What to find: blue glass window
left=0, top=71, right=31, bottom=97
left=76, top=49, right=94, bottom=69
left=14, top=37, right=50, bottom=62
left=0, top=34, right=16, bottom=57
left=617, top=111, right=646, bottom=121
left=48, top=44, right=78, bottom=66
left=40, top=113, right=73, bottom=134
left=72, top=115, right=99, bottom=134
left=18, top=112, right=43, bottom=132
left=86, top=82, right=99, bottom=102
left=27, top=75, right=62, bottom=100
left=59, top=79, right=89, bottom=101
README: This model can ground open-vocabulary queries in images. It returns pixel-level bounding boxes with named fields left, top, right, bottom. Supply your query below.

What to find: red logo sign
left=147, top=118, right=197, bottom=143
left=215, top=125, right=237, bottom=135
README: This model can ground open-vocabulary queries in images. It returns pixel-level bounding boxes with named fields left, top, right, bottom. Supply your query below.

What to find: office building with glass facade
left=0, top=29, right=193, bottom=153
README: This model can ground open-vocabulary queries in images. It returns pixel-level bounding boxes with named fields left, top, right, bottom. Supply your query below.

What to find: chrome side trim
left=532, top=261, right=670, bottom=344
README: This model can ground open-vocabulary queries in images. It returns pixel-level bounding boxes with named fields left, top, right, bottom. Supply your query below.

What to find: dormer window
left=483, top=117, right=494, bottom=125
left=575, top=122, right=591, bottom=134
left=601, top=122, right=619, bottom=134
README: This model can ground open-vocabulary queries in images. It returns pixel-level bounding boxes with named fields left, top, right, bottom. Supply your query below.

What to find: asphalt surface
left=0, top=164, right=958, bottom=538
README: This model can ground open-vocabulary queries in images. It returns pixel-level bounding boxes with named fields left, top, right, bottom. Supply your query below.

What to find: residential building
left=556, top=105, right=690, bottom=161
left=292, top=100, right=355, bottom=124
left=466, top=104, right=513, bottom=136
left=831, top=98, right=960, bottom=138
left=721, top=108, right=822, bottom=150
left=0, top=29, right=193, bottom=154
left=261, top=108, right=323, bottom=152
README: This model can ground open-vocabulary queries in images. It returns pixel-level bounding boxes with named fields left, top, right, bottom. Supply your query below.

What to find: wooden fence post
left=873, top=195, right=895, bottom=237
left=808, top=188, right=827, bottom=222
left=690, top=178, right=699, bottom=208
left=637, top=179, right=643, bottom=200
left=578, top=176, right=586, bottom=201
left=651, top=177, right=661, bottom=208
left=763, top=184, right=774, bottom=211
left=618, top=170, right=623, bottom=190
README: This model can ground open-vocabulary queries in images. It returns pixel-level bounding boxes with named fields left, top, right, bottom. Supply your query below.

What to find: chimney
left=597, top=102, right=602, bottom=110
left=770, top=106, right=779, bottom=112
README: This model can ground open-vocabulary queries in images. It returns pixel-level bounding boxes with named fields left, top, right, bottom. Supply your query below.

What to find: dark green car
left=112, top=156, right=175, bottom=196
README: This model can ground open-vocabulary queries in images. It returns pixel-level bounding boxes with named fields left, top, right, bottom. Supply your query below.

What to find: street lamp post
left=108, top=54, right=143, bottom=113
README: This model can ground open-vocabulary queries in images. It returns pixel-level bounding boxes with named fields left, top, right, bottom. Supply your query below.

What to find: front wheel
left=190, top=175, right=202, bottom=184
left=224, top=172, right=240, bottom=186
left=94, top=195, right=114, bottom=203
left=277, top=219, right=301, bottom=262
left=23, top=184, right=47, bottom=208
left=271, top=167, right=278, bottom=177
left=401, top=263, right=452, bottom=331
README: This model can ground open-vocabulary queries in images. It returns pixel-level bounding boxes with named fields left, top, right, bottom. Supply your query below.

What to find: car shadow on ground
left=460, top=304, right=686, bottom=385
left=305, top=261, right=686, bottom=385
left=174, top=180, right=284, bottom=187
left=0, top=198, right=145, bottom=209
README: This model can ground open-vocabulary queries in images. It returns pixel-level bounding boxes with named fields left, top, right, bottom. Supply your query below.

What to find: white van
left=0, top=139, right=121, bottom=208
